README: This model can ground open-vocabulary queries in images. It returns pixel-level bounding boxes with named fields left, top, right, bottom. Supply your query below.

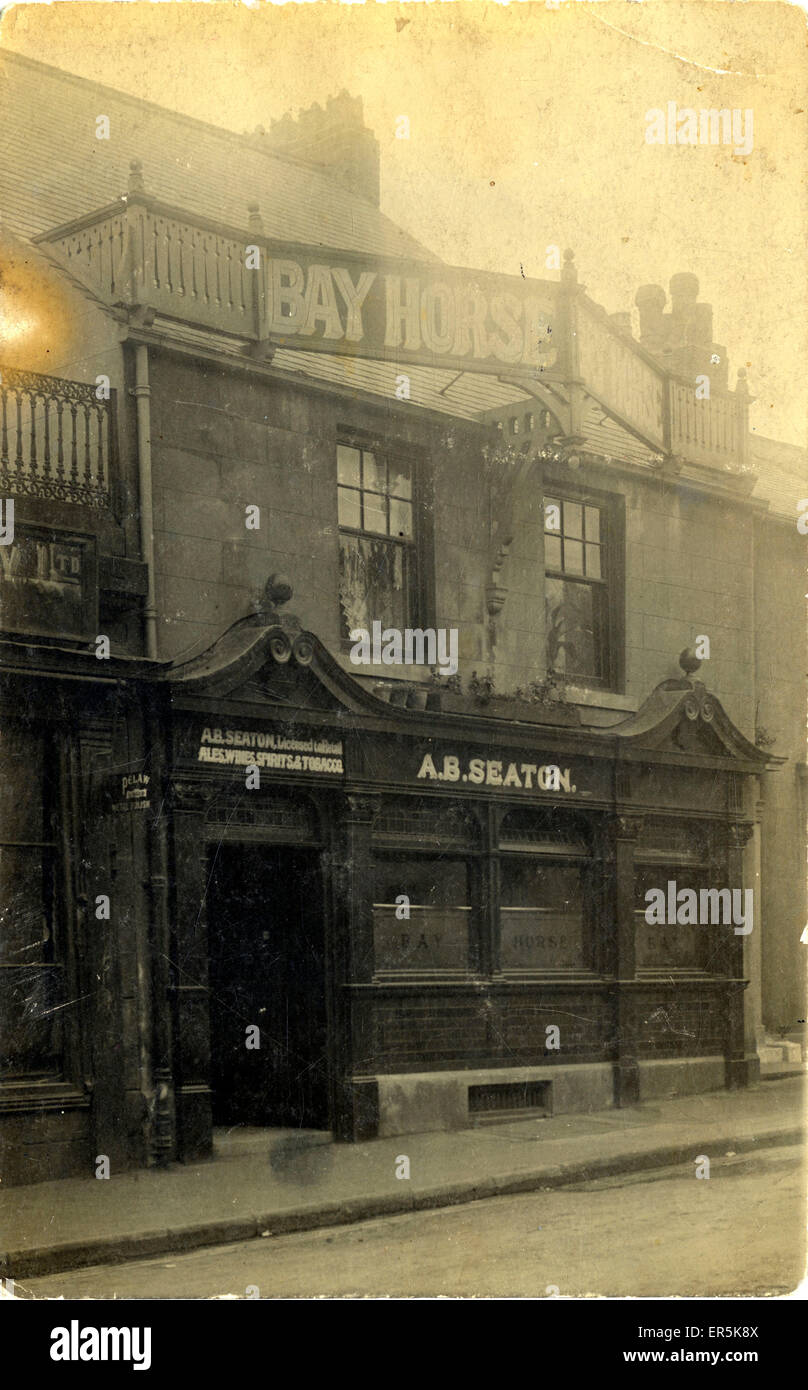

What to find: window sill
left=564, top=685, right=638, bottom=713
left=0, top=1078, right=89, bottom=1114
left=334, top=653, right=433, bottom=684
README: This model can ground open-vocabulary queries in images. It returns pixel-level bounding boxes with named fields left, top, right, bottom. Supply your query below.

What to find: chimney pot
left=634, top=284, right=666, bottom=346
left=670, top=272, right=699, bottom=307
left=264, top=93, right=380, bottom=206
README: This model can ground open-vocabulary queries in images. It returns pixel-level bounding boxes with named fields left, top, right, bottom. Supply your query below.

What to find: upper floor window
left=337, top=441, right=420, bottom=639
left=544, top=492, right=611, bottom=685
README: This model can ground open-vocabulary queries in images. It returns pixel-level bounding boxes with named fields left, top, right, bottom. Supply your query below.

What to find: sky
left=2, top=0, right=806, bottom=446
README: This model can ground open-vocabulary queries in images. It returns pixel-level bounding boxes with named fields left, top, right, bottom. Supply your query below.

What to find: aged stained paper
left=0, top=0, right=805, bottom=1309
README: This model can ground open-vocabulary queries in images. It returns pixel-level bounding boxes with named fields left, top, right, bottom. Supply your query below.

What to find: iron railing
left=0, top=365, right=113, bottom=508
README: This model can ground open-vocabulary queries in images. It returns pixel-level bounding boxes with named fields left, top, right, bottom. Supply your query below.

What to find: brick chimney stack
left=261, top=91, right=381, bottom=207
left=634, top=274, right=728, bottom=387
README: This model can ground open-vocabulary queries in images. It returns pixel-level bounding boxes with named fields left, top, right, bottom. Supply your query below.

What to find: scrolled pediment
left=613, top=678, right=779, bottom=769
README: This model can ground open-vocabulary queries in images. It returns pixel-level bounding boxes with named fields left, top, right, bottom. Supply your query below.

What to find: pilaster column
left=609, top=813, right=644, bottom=1106
left=169, top=778, right=215, bottom=1160
left=146, top=711, right=175, bottom=1165
left=725, top=820, right=756, bottom=1088
left=482, top=803, right=502, bottom=977
left=336, top=794, right=378, bottom=1140
left=343, top=795, right=377, bottom=982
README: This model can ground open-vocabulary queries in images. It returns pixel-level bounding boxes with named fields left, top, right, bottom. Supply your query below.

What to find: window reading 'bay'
left=544, top=494, right=608, bottom=684
left=372, top=857, right=469, bottom=973
left=337, top=443, right=418, bottom=638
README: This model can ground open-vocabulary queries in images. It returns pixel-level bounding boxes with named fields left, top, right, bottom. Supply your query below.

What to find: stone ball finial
left=265, top=572, right=293, bottom=607
left=561, top=248, right=578, bottom=285
left=128, top=160, right=145, bottom=195
left=679, top=646, right=702, bottom=675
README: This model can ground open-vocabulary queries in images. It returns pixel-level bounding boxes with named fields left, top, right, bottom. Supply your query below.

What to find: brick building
left=0, top=52, right=804, bottom=1183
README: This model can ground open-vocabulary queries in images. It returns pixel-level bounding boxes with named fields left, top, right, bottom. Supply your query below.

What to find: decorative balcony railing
left=575, top=299, right=746, bottom=471
left=668, top=377, right=742, bottom=469
left=42, top=198, right=258, bottom=342
left=0, top=365, right=113, bottom=507
left=38, top=185, right=750, bottom=476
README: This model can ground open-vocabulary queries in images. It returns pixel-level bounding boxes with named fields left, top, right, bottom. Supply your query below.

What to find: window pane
left=374, top=857, right=468, bottom=906
left=545, top=534, right=562, bottom=570
left=390, top=498, right=413, bottom=540
left=362, top=451, right=386, bottom=493
left=634, top=867, right=708, bottom=970
left=337, top=444, right=361, bottom=487
left=546, top=576, right=601, bottom=679
left=0, top=845, right=53, bottom=966
left=372, top=857, right=469, bottom=972
left=363, top=492, right=388, bottom=535
left=389, top=461, right=412, bottom=500
left=500, top=860, right=585, bottom=969
left=563, top=500, right=583, bottom=539
left=564, top=539, right=584, bottom=575
left=585, top=505, right=600, bottom=543
left=337, top=487, right=361, bottom=530
left=544, top=498, right=561, bottom=533
left=339, top=534, right=411, bottom=638
left=585, top=544, right=601, bottom=579
left=0, top=963, right=64, bottom=1078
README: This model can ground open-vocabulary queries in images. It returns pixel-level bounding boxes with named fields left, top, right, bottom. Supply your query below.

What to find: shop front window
left=500, top=860, right=586, bottom=970
left=372, top=856, right=470, bottom=974
left=634, top=865, right=715, bottom=972
left=633, top=818, right=717, bottom=973
left=498, top=809, right=590, bottom=972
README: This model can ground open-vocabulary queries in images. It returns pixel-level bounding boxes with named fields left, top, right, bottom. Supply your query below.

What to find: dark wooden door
left=206, top=844, right=329, bottom=1128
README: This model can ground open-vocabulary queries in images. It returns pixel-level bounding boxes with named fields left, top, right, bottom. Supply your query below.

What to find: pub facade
left=0, top=52, right=803, bottom=1182
left=155, top=614, right=773, bottom=1155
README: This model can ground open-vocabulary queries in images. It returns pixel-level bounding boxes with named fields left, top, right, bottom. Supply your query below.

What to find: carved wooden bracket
left=480, top=439, right=539, bottom=626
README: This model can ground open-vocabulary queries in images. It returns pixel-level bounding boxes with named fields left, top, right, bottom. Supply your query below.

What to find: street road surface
left=21, top=1144, right=805, bottom=1299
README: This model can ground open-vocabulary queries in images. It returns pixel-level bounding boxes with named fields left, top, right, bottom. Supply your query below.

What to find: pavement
left=1, top=1075, right=804, bottom=1279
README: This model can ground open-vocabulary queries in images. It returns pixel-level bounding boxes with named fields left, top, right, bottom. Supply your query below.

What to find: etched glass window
left=634, top=865, right=714, bottom=971
left=500, top=858, right=586, bottom=971
left=372, top=856, right=469, bottom=974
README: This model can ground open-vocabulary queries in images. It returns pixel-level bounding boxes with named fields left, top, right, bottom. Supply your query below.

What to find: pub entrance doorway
left=206, top=843, right=329, bottom=1129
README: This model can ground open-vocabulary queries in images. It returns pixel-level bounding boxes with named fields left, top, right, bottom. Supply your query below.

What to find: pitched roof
left=749, top=433, right=808, bottom=522
left=0, top=50, right=436, bottom=261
